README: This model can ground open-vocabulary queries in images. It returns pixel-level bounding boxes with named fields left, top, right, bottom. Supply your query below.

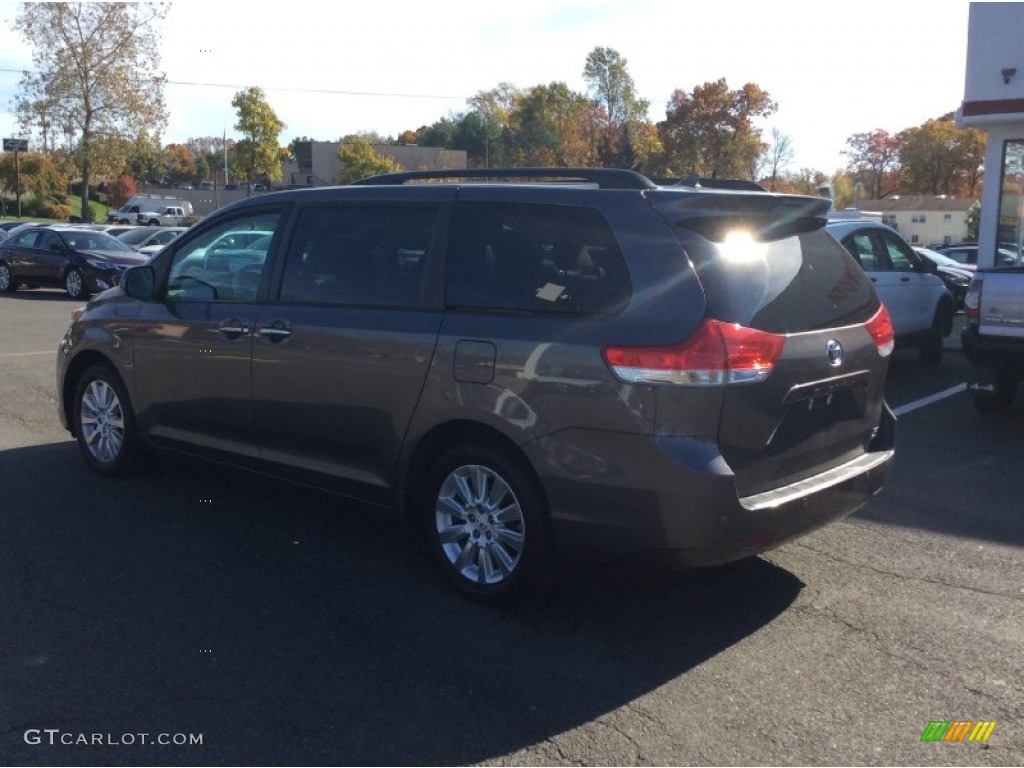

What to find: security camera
left=1002, top=67, right=1017, bottom=84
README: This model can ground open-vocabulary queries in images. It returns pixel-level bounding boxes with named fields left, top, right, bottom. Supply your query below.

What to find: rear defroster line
left=891, top=383, right=968, bottom=417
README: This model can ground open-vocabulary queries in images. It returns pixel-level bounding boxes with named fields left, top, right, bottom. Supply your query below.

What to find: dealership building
left=957, top=2, right=1024, bottom=268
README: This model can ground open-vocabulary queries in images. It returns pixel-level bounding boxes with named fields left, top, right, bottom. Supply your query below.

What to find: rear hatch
left=975, top=268, right=1024, bottom=338
left=648, top=190, right=891, bottom=497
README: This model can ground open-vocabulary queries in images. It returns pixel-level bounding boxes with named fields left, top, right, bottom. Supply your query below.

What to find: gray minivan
left=57, top=169, right=896, bottom=601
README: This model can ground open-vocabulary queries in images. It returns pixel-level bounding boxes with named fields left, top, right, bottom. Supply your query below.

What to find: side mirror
left=122, top=265, right=156, bottom=300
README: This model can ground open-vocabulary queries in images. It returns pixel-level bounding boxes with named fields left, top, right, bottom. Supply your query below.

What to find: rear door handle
left=258, top=321, right=292, bottom=342
left=900, top=276, right=911, bottom=282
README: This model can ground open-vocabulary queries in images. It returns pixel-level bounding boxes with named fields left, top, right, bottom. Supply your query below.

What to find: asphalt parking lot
left=0, top=289, right=1021, bottom=767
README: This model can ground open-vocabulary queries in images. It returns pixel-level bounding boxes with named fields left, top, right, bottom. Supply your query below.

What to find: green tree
left=231, top=86, right=287, bottom=193
left=582, top=47, right=649, bottom=166
left=508, top=82, right=599, bottom=167
left=336, top=141, right=401, bottom=184
left=657, top=79, right=776, bottom=179
left=11, top=2, right=169, bottom=221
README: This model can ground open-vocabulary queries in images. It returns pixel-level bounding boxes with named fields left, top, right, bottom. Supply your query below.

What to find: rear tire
left=973, top=375, right=1018, bottom=414
left=420, top=443, right=550, bottom=603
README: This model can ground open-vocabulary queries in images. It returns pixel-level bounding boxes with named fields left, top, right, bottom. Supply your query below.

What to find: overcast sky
left=0, top=0, right=974, bottom=173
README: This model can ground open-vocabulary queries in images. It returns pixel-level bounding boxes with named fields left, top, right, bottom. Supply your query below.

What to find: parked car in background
left=137, top=226, right=188, bottom=257
left=136, top=206, right=189, bottom=227
left=198, top=181, right=214, bottom=190
left=826, top=219, right=954, bottom=364
left=937, top=243, right=1020, bottom=267
left=0, top=225, right=147, bottom=298
left=913, top=246, right=974, bottom=309
left=56, top=168, right=897, bottom=602
left=117, top=226, right=182, bottom=251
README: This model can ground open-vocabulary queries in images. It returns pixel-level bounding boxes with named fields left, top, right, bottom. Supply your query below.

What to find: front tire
left=73, top=364, right=145, bottom=476
left=64, top=267, right=89, bottom=300
left=421, top=443, right=550, bottom=603
left=0, top=261, right=17, bottom=293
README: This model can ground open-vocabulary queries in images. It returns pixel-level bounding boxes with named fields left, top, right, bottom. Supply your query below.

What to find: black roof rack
left=351, top=167, right=657, bottom=191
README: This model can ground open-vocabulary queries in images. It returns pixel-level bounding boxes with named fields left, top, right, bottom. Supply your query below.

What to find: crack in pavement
left=791, top=542, right=1023, bottom=601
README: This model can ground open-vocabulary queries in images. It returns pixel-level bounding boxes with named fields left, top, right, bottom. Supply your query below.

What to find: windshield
left=60, top=230, right=134, bottom=253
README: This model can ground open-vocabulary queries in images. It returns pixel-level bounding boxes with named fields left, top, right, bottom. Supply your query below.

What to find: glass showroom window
left=998, top=140, right=1024, bottom=267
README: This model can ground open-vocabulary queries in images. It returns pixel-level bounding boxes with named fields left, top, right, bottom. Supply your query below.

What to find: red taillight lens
left=864, top=304, right=895, bottom=357
left=603, top=319, right=785, bottom=386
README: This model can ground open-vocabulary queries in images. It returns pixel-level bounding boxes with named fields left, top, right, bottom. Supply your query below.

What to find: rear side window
left=279, top=204, right=439, bottom=308
left=446, top=202, right=630, bottom=315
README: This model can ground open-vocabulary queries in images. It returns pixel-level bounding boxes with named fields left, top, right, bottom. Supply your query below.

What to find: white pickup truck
left=136, top=206, right=189, bottom=226
left=962, top=267, right=1024, bottom=411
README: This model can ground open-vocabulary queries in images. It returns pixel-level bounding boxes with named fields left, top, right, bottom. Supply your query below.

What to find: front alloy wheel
left=73, top=365, right=144, bottom=476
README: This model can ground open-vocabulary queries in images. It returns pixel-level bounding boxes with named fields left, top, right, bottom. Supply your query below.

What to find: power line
left=0, top=67, right=467, bottom=101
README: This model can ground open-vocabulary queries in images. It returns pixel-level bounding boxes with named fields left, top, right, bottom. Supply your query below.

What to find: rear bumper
left=962, top=324, right=1024, bottom=375
left=528, top=404, right=896, bottom=565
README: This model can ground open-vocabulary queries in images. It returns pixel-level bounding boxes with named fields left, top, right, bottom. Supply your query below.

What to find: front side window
left=165, top=210, right=281, bottom=302
left=446, top=202, right=630, bottom=315
left=279, top=204, right=438, bottom=307
left=881, top=231, right=917, bottom=271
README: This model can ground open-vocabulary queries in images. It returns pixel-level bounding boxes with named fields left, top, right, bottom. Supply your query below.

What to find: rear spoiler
left=650, top=191, right=831, bottom=242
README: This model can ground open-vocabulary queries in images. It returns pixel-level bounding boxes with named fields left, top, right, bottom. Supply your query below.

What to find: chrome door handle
left=259, top=327, right=291, bottom=340
left=219, top=321, right=250, bottom=338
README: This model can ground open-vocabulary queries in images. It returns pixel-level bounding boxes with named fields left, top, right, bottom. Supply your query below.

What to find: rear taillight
left=964, top=278, right=982, bottom=323
left=865, top=304, right=895, bottom=357
left=603, top=319, right=785, bottom=386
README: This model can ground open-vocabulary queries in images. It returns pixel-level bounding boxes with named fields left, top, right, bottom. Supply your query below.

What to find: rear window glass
left=446, top=202, right=630, bottom=316
left=674, top=226, right=877, bottom=333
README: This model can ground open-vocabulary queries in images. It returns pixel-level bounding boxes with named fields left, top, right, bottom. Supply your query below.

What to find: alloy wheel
left=434, top=464, right=526, bottom=586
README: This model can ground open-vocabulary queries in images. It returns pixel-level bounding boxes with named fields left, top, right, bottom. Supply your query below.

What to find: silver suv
left=826, top=219, right=954, bottom=364
left=57, top=169, right=897, bottom=602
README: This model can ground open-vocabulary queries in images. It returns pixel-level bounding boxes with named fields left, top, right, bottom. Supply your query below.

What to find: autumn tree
left=164, top=144, right=196, bottom=185
left=11, top=2, right=169, bottom=221
left=896, top=118, right=985, bottom=196
left=583, top=47, right=649, bottom=166
left=0, top=152, right=67, bottom=213
left=231, top=87, right=287, bottom=193
left=843, top=129, right=899, bottom=199
left=336, top=141, right=401, bottom=184
left=106, top=174, right=137, bottom=208
left=658, top=79, right=777, bottom=179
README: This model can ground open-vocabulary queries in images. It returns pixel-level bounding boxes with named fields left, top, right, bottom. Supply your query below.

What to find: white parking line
left=892, top=383, right=967, bottom=417
left=0, top=351, right=53, bottom=358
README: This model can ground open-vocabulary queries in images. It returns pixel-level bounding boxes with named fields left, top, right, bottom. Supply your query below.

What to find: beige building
left=857, top=196, right=977, bottom=246
left=282, top=141, right=467, bottom=187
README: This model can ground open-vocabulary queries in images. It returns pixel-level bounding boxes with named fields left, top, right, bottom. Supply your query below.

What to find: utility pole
left=3, top=138, right=29, bottom=217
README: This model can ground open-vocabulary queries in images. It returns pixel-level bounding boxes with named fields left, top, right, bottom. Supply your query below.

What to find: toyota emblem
left=826, top=339, right=843, bottom=367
